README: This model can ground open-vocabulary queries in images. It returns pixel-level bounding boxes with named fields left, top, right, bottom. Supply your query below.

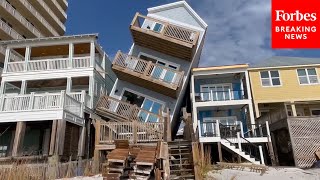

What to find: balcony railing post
left=0, top=94, right=4, bottom=112
left=198, top=120, right=202, bottom=138
left=266, top=121, right=271, bottom=138
left=28, top=92, right=35, bottom=110
left=240, top=121, right=244, bottom=137
left=60, top=90, right=66, bottom=108
left=215, top=120, right=220, bottom=137
left=237, top=132, right=242, bottom=151
left=81, top=90, right=86, bottom=103
left=143, top=61, right=153, bottom=76
left=133, top=120, right=137, bottom=144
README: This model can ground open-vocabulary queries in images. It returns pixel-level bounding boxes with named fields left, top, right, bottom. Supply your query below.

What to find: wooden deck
left=130, top=13, right=200, bottom=61
left=112, top=51, right=184, bottom=98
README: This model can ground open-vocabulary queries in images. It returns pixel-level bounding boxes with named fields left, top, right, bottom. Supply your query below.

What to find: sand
left=206, top=167, right=320, bottom=180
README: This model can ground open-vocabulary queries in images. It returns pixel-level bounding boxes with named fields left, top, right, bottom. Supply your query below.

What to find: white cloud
left=188, top=0, right=275, bottom=66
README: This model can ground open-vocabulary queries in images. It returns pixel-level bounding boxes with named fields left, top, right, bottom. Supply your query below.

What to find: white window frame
left=138, top=52, right=180, bottom=83
left=296, top=68, right=319, bottom=85
left=260, top=70, right=282, bottom=87
left=120, top=87, right=165, bottom=110
left=200, top=83, right=233, bottom=101
left=138, top=52, right=180, bottom=70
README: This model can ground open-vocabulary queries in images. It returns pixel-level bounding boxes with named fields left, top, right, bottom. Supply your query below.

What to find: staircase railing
left=219, top=123, right=241, bottom=145
left=239, top=134, right=264, bottom=164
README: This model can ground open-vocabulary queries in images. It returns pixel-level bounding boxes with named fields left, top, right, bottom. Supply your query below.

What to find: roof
left=250, top=56, right=320, bottom=69
left=0, top=33, right=98, bottom=46
left=147, top=1, right=208, bottom=29
left=193, top=64, right=249, bottom=72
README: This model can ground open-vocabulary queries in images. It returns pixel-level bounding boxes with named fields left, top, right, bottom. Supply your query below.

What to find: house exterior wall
left=249, top=66, right=320, bottom=103
left=150, top=6, right=203, bottom=29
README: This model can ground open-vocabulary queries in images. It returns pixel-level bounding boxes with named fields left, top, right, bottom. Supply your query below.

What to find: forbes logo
left=275, top=10, right=317, bottom=21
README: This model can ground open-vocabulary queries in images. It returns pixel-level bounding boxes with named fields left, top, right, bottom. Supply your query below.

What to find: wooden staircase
left=168, top=140, right=195, bottom=180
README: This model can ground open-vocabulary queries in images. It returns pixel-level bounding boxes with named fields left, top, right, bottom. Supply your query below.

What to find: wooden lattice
left=287, top=117, right=320, bottom=168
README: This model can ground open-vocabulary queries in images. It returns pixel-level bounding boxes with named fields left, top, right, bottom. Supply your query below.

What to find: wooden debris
left=217, top=162, right=268, bottom=175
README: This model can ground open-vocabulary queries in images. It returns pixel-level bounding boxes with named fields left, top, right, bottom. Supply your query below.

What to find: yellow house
left=249, top=56, right=320, bottom=118
left=248, top=56, right=320, bottom=168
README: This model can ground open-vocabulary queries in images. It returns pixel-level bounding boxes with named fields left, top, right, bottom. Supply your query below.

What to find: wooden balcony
left=130, top=13, right=200, bottom=61
left=96, top=95, right=165, bottom=123
left=112, top=51, right=184, bottom=98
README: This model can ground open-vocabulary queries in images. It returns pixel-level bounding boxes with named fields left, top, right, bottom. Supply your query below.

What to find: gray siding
left=151, top=6, right=202, bottom=29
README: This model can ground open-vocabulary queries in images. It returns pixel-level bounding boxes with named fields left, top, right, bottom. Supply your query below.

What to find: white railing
left=72, top=56, right=90, bottom=68
left=113, top=51, right=184, bottom=88
left=28, top=58, right=69, bottom=71
left=6, top=56, right=95, bottom=73
left=0, top=0, right=43, bottom=37
left=132, top=13, right=199, bottom=45
left=19, top=0, right=59, bottom=36
left=0, top=91, right=83, bottom=117
left=99, top=121, right=164, bottom=144
left=96, top=95, right=163, bottom=122
left=0, top=18, right=23, bottom=39
left=7, top=61, right=25, bottom=72
left=64, top=94, right=82, bottom=117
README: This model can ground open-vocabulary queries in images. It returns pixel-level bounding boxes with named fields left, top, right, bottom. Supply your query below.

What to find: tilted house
left=0, top=34, right=116, bottom=162
left=249, top=56, right=320, bottom=168
left=95, top=1, right=208, bottom=143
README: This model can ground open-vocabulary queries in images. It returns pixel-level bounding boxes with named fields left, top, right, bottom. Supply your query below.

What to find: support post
left=3, top=48, right=10, bottom=73
left=42, top=128, right=51, bottom=156
left=215, top=120, right=220, bottom=137
left=200, top=142, right=204, bottom=163
left=259, top=145, right=265, bottom=165
left=290, top=102, right=297, bottom=117
left=78, top=126, right=86, bottom=157
left=24, top=46, right=31, bottom=72
left=69, top=43, right=74, bottom=68
left=239, top=121, right=244, bottom=137
left=237, top=132, right=242, bottom=151
left=266, top=121, right=276, bottom=166
left=49, top=120, right=57, bottom=155
left=20, top=80, right=26, bottom=94
left=66, top=77, right=72, bottom=93
left=93, top=119, right=101, bottom=173
left=217, top=142, right=223, bottom=162
left=54, top=120, right=66, bottom=156
left=12, top=121, right=26, bottom=157
left=198, top=120, right=202, bottom=138
left=90, top=41, right=95, bottom=68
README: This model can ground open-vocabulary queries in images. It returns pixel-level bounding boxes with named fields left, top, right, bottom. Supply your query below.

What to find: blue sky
left=66, top=0, right=320, bottom=67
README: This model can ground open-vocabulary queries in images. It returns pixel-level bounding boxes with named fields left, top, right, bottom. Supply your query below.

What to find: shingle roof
left=251, top=56, right=320, bottom=69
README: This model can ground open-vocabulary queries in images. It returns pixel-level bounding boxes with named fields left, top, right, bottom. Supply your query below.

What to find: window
left=297, top=68, right=319, bottom=85
left=201, top=84, right=232, bottom=101
left=311, top=109, right=320, bottom=116
left=260, top=70, right=281, bottom=87
left=153, top=23, right=163, bottom=33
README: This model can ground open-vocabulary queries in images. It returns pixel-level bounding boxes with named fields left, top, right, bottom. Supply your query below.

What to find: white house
left=0, top=34, right=116, bottom=162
